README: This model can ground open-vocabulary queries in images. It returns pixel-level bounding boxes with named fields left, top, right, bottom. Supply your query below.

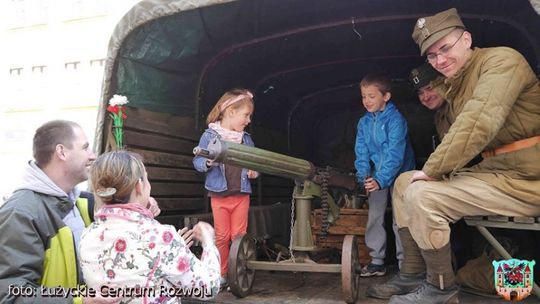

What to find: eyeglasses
left=426, top=31, right=464, bottom=63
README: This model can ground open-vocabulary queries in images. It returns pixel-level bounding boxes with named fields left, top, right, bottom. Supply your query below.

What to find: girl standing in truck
left=193, top=89, right=259, bottom=289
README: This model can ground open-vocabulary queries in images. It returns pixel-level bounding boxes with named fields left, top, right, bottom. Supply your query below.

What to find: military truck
left=94, top=0, right=540, bottom=286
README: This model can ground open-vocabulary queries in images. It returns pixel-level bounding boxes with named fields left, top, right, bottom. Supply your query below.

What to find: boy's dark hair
left=360, top=72, right=392, bottom=95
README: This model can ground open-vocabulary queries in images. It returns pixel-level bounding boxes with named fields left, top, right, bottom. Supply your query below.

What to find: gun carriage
left=194, top=138, right=368, bottom=303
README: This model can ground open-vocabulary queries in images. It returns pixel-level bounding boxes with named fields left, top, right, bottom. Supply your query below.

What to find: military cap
left=409, top=63, right=442, bottom=91
left=412, top=8, right=465, bottom=55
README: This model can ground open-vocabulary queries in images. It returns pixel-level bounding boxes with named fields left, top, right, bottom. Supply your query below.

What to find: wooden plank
left=130, top=148, right=193, bottom=168
left=260, top=175, right=294, bottom=187
left=513, top=216, right=535, bottom=224
left=254, top=187, right=293, bottom=197
left=259, top=197, right=292, bottom=204
left=258, top=196, right=292, bottom=201
left=147, top=167, right=203, bottom=182
left=312, top=215, right=368, bottom=229
left=156, top=197, right=206, bottom=212
left=314, top=234, right=370, bottom=265
left=312, top=225, right=365, bottom=235
left=124, top=107, right=199, bottom=141
left=125, top=129, right=197, bottom=155
left=312, top=208, right=369, bottom=229
left=314, top=208, right=369, bottom=216
left=313, top=234, right=365, bottom=244
left=487, top=215, right=509, bottom=222
left=151, top=182, right=205, bottom=196
left=155, top=215, right=184, bottom=227
left=252, top=183, right=292, bottom=190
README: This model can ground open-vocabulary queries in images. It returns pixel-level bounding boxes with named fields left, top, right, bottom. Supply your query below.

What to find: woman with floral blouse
left=79, top=150, right=220, bottom=303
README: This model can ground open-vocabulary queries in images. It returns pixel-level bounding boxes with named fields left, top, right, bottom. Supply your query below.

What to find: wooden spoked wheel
left=228, top=234, right=256, bottom=298
left=341, top=235, right=359, bottom=303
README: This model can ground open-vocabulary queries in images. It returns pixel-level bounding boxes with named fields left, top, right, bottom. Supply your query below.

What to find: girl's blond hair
left=90, top=150, right=146, bottom=205
left=206, top=88, right=254, bottom=125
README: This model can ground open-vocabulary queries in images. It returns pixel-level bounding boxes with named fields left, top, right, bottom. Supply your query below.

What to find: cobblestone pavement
left=184, top=268, right=540, bottom=304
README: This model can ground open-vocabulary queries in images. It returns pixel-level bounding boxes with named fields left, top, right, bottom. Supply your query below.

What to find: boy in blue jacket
left=355, top=72, right=416, bottom=276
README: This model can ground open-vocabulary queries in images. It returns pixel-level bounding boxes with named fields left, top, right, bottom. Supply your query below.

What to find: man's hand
left=178, top=227, right=194, bottom=248
left=147, top=197, right=161, bottom=217
left=410, top=170, right=438, bottom=183
left=364, top=177, right=380, bottom=192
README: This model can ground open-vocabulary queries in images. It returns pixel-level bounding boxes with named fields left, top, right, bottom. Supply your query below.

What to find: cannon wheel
left=228, top=234, right=256, bottom=298
left=341, top=235, right=359, bottom=303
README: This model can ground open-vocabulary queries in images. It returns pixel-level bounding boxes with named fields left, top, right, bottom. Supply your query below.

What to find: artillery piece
left=193, top=138, right=367, bottom=303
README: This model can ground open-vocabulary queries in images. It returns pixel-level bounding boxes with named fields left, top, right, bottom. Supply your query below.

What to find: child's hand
left=247, top=170, right=259, bottom=179
left=364, top=177, right=380, bottom=192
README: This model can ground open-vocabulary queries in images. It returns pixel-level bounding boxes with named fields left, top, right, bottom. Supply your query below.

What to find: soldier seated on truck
left=366, top=8, right=540, bottom=304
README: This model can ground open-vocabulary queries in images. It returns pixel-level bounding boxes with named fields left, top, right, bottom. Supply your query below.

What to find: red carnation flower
left=107, top=105, right=119, bottom=114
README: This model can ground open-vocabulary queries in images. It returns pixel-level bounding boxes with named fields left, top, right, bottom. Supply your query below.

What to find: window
left=89, top=59, right=105, bottom=67
left=32, top=65, right=46, bottom=73
left=9, top=68, right=23, bottom=76
left=65, top=61, right=81, bottom=70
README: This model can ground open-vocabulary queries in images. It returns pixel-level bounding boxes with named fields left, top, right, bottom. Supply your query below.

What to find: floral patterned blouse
left=79, top=203, right=220, bottom=304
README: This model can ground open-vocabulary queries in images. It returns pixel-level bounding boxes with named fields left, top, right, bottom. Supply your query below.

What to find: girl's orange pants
left=211, top=194, right=250, bottom=276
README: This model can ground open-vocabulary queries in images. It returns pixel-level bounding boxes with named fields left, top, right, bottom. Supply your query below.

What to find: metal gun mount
left=194, top=138, right=365, bottom=303
left=193, top=138, right=361, bottom=238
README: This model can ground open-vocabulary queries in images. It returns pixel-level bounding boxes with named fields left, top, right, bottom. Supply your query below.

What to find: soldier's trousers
left=393, top=171, right=540, bottom=250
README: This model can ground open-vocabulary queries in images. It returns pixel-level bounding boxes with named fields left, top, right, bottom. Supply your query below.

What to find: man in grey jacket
left=0, top=120, right=112, bottom=304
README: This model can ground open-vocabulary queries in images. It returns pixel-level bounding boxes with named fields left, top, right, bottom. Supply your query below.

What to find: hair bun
left=96, top=187, right=117, bottom=198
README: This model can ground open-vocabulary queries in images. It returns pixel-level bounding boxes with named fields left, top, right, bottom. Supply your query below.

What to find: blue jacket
left=354, top=102, right=416, bottom=189
left=193, top=128, right=255, bottom=193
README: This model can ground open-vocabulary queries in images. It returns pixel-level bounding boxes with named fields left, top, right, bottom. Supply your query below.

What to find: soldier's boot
left=388, top=243, right=459, bottom=304
left=366, top=228, right=425, bottom=299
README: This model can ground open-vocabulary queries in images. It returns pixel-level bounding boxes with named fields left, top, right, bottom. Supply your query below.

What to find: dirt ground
left=184, top=267, right=540, bottom=304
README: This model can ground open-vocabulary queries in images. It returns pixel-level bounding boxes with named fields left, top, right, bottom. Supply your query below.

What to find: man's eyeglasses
left=426, top=31, right=464, bottom=63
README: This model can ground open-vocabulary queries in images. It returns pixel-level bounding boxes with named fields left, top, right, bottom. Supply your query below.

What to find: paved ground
left=185, top=267, right=540, bottom=304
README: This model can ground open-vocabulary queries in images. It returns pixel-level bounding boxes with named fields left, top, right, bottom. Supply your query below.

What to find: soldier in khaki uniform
left=367, top=8, right=540, bottom=304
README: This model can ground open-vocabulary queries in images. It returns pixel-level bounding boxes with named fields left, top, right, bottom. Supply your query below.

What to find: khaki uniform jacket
left=434, top=102, right=453, bottom=141
left=423, top=47, right=540, bottom=203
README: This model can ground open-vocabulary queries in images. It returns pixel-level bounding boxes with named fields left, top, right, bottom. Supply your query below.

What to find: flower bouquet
left=107, top=94, right=129, bottom=149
